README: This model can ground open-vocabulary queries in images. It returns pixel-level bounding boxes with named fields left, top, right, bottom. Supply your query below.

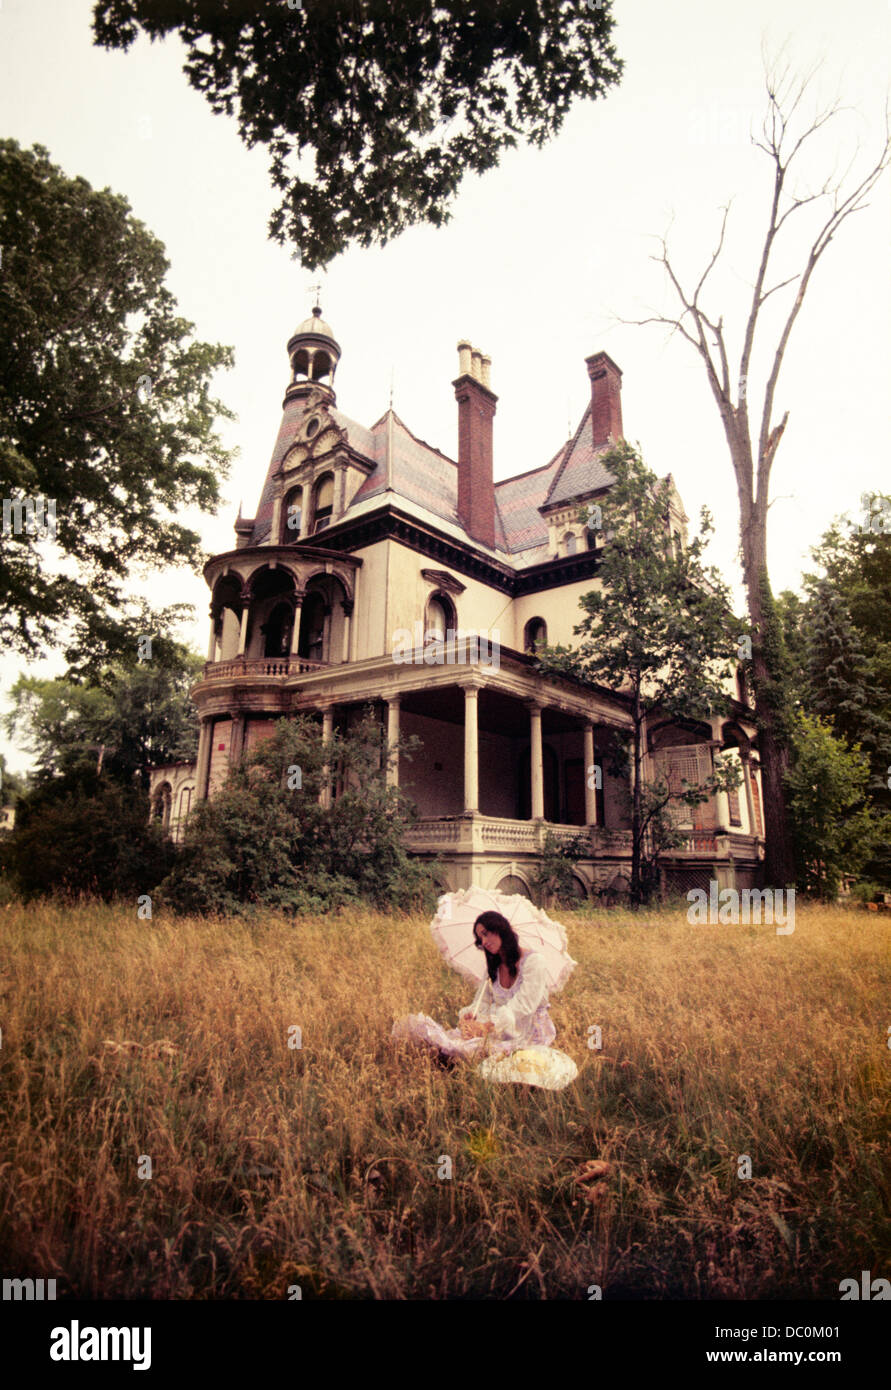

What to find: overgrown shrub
left=0, top=765, right=174, bottom=901
left=158, top=710, right=438, bottom=916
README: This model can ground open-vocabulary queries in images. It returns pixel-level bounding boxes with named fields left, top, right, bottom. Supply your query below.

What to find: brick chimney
left=585, top=351, right=623, bottom=447
left=453, top=340, right=496, bottom=548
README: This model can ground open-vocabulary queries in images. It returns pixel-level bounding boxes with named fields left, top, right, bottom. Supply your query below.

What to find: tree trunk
left=738, top=478, right=796, bottom=887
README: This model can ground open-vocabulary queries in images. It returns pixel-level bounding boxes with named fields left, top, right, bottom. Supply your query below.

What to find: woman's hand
left=459, top=1017, right=494, bottom=1039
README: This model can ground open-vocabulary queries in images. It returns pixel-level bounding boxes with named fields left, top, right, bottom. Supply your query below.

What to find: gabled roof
left=246, top=388, right=642, bottom=562
left=542, top=403, right=616, bottom=508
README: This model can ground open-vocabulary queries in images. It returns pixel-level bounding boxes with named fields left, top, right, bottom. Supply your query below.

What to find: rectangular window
left=750, top=769, right=763, bottom=836
left=653, top=745, right=713, bottom=829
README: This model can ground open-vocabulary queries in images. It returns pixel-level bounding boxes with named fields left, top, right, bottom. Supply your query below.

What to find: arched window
left=524, top=617, right=547, bottom=654
left=311, top=474, right=334, bottom=533
left=176, top=785, right=193, bottom=843
left=152, top=783, right=172, bottom=831
left=312, top=352, right=332, bottom=382
left=298, top=590, right=328, bottom=662
left=563, top=532, right=578, bottom=556
left=282, top=486, right=303, bottom=542
left=264, top=602, right=294, bottom=658
left=425, top=592, right=455, bottom=641
left=494, top=875, right=532, bottom=899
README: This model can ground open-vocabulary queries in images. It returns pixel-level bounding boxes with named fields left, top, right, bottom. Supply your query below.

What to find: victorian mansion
left=149, top=307, right=765, bottom=900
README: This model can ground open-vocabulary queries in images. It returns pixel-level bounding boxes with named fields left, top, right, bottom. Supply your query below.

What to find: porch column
left=341, top=599, right=353, bottom=663
left=320, top=705, right=335, bottom=808
left=386, top=695, right=400, bottom=787
left=527, top=700, right=544, bottom=820
left=289, top=596, right=303, bottom=655
left=740, top=746, right=757, bottom=835
left=712, top=742, right=731, bottom=830
left=237, top=601, right=250, bottom=656
left=195, top=717, right=213, bottom=802
left=206, top=607, right=218, bottom=661
left=462, top=682, right=480, bottom=814
left=322, top=605, right=333, bottom=663
left=583, top=721, right=598, bottom=826
left=230, top=713, right=245, bottom=767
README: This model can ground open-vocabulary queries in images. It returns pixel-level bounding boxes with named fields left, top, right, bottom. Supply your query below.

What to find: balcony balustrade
left=203, top=655, right=328, bottom=679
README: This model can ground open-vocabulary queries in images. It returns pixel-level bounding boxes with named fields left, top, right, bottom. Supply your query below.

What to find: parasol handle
left=471, top=976, right=493, bottom=1020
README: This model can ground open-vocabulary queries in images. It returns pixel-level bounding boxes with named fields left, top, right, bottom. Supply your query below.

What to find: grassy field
left=0, top=898, right=888, bottom=1300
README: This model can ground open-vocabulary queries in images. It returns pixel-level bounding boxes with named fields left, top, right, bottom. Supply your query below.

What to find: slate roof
left=542, top=403, right=616, bottom=508
left=246, top=392, right=623, bottom=560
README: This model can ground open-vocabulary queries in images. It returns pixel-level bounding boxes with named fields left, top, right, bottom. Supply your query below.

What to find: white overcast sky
left=1, top=0, right=889, bottom=772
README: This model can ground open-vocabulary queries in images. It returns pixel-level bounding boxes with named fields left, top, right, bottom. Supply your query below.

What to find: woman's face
left=475, top=924, right=501, bottom=955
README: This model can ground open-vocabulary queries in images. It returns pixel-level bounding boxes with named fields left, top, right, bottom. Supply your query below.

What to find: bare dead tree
left=626, top=53, right=891, bottom=886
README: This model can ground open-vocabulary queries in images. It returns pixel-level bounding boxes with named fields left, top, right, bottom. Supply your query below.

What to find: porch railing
left=402, top=819, right=757, bottom=858
left=669, top=831, right=718, bottom=854
left=203, top=656, right=328, bottom=679
left=403, top=817, right=636, bottom=853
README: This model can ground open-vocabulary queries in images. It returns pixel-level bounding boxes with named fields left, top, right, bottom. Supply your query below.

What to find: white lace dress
left=391, top=950, right=579, bottom=1092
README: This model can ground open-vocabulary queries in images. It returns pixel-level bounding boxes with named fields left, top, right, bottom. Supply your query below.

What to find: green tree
left=1, top=765, right=175, bottom=902
left=774, top=589, right=809, bottom=706
left=92, top=0, right=623, bottom=268
left=0, top=754, right=27, bottom=807
left=531, top=828, right=589, bottom=908
left=0, top=140, right=235, bottom=662
left=778, top=493, right=891, bottom=885
left=3, top=633, right=203, bottom=790
left=535, top=441, right=742, bottom=907
left=159, top=710, right=437, bottom=915
left=784, top=711, right=886, bottom=899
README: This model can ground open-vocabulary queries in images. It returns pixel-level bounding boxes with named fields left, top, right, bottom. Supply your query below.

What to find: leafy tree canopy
left=0, top=754, right=27, bottom=808
left=535, top=441, right=743, bottom=904
left=778, top=491, right=891, bottom=886
left=537, top=442, right=740, bottom=724
left=0, top=140, right=235, bottom=662
left=3, top=625, right=203, bottom=790
left=92, top=0, right=623, bottom=268
left=0, top=766, right=174, bottom=902
left=784, top=711, right=887, bottom=900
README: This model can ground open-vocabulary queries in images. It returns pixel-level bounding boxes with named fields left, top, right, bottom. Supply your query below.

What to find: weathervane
left=306, top=281, right=322, bottom=311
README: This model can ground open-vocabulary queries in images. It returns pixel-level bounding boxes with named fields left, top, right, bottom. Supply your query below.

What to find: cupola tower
left=285, top=305, right=341, bottom=405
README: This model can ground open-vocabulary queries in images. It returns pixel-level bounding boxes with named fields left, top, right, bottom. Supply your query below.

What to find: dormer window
left=563, top=532, right=578, bottom=556
left=311, top=473, right=334, bottom=534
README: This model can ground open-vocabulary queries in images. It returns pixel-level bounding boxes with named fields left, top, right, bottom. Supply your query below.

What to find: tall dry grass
left=0, top=898, right=888, bottom=1299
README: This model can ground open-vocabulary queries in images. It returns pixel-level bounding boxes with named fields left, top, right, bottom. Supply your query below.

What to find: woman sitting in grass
left=392, top=910, right=557, bottom=1066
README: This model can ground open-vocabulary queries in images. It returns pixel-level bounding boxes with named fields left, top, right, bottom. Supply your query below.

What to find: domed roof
left=292, top=305, right=336, bottom=340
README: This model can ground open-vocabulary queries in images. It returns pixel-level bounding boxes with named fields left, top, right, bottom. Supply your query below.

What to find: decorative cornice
left=287, top=503, right=601, bottom=598
left=204, top=544, right=363, bottom=586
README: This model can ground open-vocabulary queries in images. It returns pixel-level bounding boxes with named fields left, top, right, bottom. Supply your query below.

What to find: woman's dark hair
left=473, top=911, right=521, bottom=983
